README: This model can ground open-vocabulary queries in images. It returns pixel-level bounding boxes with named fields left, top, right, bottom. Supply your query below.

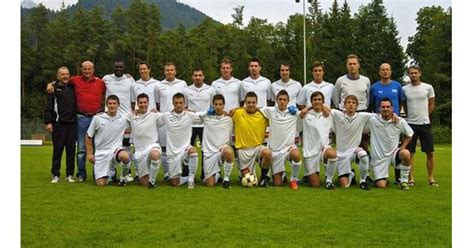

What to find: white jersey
left=102, top=74, right=135, bottom=115
left=157, top=78, right=188, bottom=146
left=158, top=111, right=200, bottom=156
left=132, top=78, right=160, bottom=111
left=297, top=81, right=334, bottom=107
left=184, top=84, right=216, bottom=128
left=211, top=77, right=242, bottom=111
left=241, top=76, right=272, bottom=107
left=260, top=107, right=299, bottom=151
left=271, top=79, right=302, bottom=107
left=128, top=111, right=161, bottom=150
left=402, top=82, right=435, bottom=125
left=333, top=75, right=371, bottom=111
left=157, top=78, right=188, bottom=112
left=368, top=115, right=414, bottom=163
left=332, top=109, right=373, bottom=156
left=87, top=113, right=129, bottom=150
left=302, top=110, right=333, bottom=158
left=199, top=113, right=233, bottom=155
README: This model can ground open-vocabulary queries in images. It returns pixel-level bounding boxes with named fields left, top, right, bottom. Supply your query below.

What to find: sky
left=35, top=0, right=451, bottom=49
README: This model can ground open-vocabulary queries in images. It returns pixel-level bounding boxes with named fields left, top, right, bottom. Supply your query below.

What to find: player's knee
left=399, top=149, right=410, bottom=161
left=206, top=177, right=216, bottom=187
left=325, top=148, right=337, bottom=159
left=273, top=173, right=283, bottom=186
left=261, top=148, right=272, bottom=160
left=222, top=147, right=234, bottom=161
left=118, top=150, right=130, bottom=163
left=290, top=149, right=301, bottom=162
left=375, top=179, right=387, bottom=188
left=188, top=147, right=197, bottom=155
left=149, top=149, right=161, bottom=161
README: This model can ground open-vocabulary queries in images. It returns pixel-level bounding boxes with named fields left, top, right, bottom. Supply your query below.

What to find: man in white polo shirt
left=368, top=98, right=413, bottom=190
left=184, top=68, right=216, bottom=180
left=157, top=62, right=188, bottom=180
left=198, top=94, right=234, bottom=189
left=402, top=65, right=437, bottom=187
left=85, top=95, right=131, bottom=186
left=128, top=93, right=163, bottom=188
left=211, top=58, right=242, bottom=112
left=297, top=61, right=334, bottom=109
left=240, top=57, right=272, bottom=108
left=158, top=93, right=200, bottom=189
left=271, top=63, right=302, bottom=107
left=260, top=90, right=302, bottom=189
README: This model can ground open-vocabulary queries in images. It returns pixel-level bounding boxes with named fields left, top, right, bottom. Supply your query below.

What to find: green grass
left=21, top=145, right=452, bottom=247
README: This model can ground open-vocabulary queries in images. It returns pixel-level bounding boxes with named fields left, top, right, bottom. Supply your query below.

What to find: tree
left=353, top=0, right=406, bottom=82
left=231, top=5, right=244, bottom=28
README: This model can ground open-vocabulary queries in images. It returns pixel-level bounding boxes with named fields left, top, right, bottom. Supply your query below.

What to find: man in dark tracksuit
left=44, top=66, right=77, bottom=183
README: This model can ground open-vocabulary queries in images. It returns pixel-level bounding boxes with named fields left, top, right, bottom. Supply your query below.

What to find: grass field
left=21, top=145, right=451, bottom=247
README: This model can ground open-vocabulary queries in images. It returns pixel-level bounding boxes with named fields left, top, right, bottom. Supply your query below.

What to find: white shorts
left=94, top=146, right=123, bottom=180
left=133, top=143, right=161, bottom=178
left=372, top=149, right=401, bottom=180
left=303, top=146, right=330, bottom=176
left=167, top=146, right=193, bottom=179
left=203, top=147, right=228, bottom=180
left=271, top=145, right=298, bottom=175
left=237, top=145, right=267, bottom=174
left=336, top=147, right=365, bottom=176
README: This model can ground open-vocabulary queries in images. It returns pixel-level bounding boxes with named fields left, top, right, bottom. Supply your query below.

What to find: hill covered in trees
left=21, top=0, right=214, bottom=30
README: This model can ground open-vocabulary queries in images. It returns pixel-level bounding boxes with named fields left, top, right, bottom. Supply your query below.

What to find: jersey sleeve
left=332, top=79, right=342, bottom=109
left=427, top=84, right=435, bottom=98
left=296, top=87, right=307, bottom=106
left=86, top=117, right=99, bottom=138
left=400, top=119, right=414, bottom=137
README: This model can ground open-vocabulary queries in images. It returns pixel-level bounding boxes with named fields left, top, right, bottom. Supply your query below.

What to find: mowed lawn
left=21, top=145, right=451, bottom=247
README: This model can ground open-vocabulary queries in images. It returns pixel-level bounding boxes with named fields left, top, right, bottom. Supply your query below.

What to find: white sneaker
left=188, top=179, right=195, bottom=189
left=51, top=176, right=60, bottom=183
left=125, top=174, right=134, bottom=182
left=66, top=175, right=75, bottom=183
left=77, top=176, right=84, bottom=182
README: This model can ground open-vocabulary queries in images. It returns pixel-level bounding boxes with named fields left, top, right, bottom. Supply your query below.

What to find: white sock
left=188, top=153, right=198, bottom=181
left=326, top=158, right=337, bottom=183
left=149, top=159, right=161, bottom=185
left=179, top=176, right=189, bottom=185
left=223, top=161, right=233, bottom=181
left=215, top=172, right=220, bottom=182
left=161, top=153, right=169, bottom=176
left=120, top=160, right=131, bottom=180
left=358, top=156, right=369, bottom=183
left=290, top=161, right=301, bottom=181
left=399, top=164, right=410, bottom=183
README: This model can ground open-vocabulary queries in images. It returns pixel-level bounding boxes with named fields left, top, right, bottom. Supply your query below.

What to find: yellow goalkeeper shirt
left=232, top=108, right=268, bottom=149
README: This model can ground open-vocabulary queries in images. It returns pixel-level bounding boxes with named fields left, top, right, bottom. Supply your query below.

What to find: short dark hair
left=311, top=61, right=325, bottom=71
left=173, top=92, right=185, bottom=101
left=221, top=58, right=233, bottom=67
left=346, top=54, right=360, bottom=63
left=213, top=94, right=225, bottom=104
left=245, top=91, right=258, bottom=101
left=107, top=94, right=120, bottom=105
left=276, top=90, right=289, bottom=100
left=310, top=91, right=325, bottom=102
left=345, top=95, right=359, bottom=105
left=280, top=63, right=291, bottom=70
left=249, top=57, right=261, bottom=66
left=380, top=97, right=393, bottom=106
left=138, top=61, right=150, bottom=69
left=164, top=62, right=176, bottom=69
left=193, top=68, right=204, bottom=74
left=137, top=93, right=149, bottom=102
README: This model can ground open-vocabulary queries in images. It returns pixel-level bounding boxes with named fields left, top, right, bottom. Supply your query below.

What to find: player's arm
left=46, top=81, right=57, bottom=94
left=43, top=91, right=55, bottom=133
left=368, top=87, right=375, bottom=112
left=428, top=97, right=435, bottom=116
left=400, top=135, right=412, bottom=150
left=85, top=135, right=95, bottom=163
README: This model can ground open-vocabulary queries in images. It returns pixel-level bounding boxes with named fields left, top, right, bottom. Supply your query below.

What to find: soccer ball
left=241, top=173, right=258, bottom=187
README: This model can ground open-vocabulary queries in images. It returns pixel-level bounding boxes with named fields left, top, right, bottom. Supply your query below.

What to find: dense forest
left=21, top=0, right=451, bottom=128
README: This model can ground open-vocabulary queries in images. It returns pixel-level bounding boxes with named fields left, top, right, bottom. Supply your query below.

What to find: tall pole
left=303, top=0, right=307, bottom=84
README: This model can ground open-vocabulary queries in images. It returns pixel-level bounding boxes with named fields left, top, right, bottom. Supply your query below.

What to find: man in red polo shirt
left=48, top=61, right=105, bottom=181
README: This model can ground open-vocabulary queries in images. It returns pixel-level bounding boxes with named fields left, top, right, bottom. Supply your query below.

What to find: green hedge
left=433, top=126, right=452, bottom=144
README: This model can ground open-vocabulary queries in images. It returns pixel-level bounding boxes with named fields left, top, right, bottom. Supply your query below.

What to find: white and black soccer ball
left=241, top=173, right=258, bottom=187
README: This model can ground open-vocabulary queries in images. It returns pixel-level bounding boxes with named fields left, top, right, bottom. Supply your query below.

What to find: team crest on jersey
left=392, top=89, right=398, bottom=93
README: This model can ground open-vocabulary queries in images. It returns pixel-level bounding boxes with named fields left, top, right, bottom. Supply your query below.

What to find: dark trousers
left=51, top=123, right=77, bottom=177
left=190, top=127, right=204, bottom=179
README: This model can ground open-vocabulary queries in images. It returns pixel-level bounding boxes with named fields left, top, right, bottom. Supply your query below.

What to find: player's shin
left=326, top=158, right=337, bottom=183
left=290, top=160, right=301, bottom=181
left=120, top=159, right=131, bottom=180
left=188, top=153, right=198, bottom=182
left=398, top=164, right=411, bottom=183
left=358, top=155, right=369, bottom=183
left=224, top=161, right=233, bottom=181
left=149, top=159, right=161, bottom=185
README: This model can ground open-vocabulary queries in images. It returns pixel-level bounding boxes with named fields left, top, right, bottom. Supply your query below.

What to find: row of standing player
left=44, top=55, right=437, bottom=188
